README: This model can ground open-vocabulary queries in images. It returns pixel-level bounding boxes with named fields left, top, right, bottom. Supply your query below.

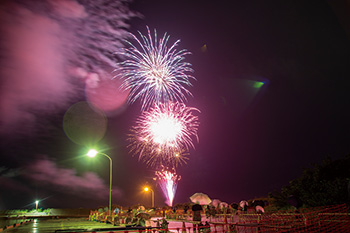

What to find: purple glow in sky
left=0, top=0, right=136, bottom=209
left=1, top=0, right=349, bottom=210
left=0, top=156, right=122, bottom=208
left=0, top=0, right=137, bottom=137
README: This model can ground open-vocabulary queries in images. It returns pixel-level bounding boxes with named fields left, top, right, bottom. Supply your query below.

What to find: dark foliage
left=269, top=154, right=350, bottom=208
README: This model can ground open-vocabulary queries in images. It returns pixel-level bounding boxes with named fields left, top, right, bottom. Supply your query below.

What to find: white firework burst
left=115, top=26, right=195, bottom=110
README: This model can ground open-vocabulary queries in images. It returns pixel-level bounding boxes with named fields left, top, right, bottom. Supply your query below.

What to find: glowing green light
left=253, top=81, right=264, bottom=88
left=87, top=149, right=98, bottom=157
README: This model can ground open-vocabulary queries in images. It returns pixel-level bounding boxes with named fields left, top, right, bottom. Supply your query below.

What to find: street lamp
left=144, top=187, right=154, bottom=208
left=35, top=200, right=39, bottom=210
left=87, top=149, right=113, bottom=216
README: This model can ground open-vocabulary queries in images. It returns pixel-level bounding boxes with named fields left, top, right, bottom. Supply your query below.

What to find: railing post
left=182, top=222, right=186, bottom=233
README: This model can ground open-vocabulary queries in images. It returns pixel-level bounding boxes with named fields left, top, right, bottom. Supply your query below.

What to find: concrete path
left=2, top=218, right=122, bottom=233
left=2, top=216, right=242, bottom=233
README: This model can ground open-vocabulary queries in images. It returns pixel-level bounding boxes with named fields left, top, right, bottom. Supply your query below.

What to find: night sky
left=1, top=0, right=349, bottom=210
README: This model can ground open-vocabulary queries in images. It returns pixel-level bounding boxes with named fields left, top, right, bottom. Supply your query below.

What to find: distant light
left=253, top=81, right=265, bottom=88
left=144, top=187, right=149, bottom=192
left=35, top=200, right=39, bottom=205
left=87, top=149, right=98, bottom=157
left=201, top=44, right=207, bottom=53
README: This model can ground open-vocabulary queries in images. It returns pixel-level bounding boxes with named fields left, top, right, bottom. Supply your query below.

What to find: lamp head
left=87, top=149, right=98, bottom=157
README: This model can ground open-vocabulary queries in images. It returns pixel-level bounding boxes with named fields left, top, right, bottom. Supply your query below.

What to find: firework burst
left=155, top=168, right=181, bottom=206
left=128, top=102, right=199, bottom=168
left=115, top=26, right=195, bottom=110
left=130, top=145, right=190, bottom=168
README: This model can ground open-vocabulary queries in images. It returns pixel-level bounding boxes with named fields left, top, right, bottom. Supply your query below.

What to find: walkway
left=2, top=218, right=122, bottom=233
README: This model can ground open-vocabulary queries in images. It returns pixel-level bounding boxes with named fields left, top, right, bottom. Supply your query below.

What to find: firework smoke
left=115, top=26, right=195, bottom=110
left=128, top=102, right=200, bottom=168
left=155, top=169, right=180, bottom=206
left=0, top=0, right=137, bottom=136
left=0, top=0, right=136, bottom=208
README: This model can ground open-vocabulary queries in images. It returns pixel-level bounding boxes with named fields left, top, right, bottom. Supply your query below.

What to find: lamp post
left=144, top=187, right=154, bottom=208
left=35, top=200, right=39, bottom=210
left=87, top=149, right=113, bottom=216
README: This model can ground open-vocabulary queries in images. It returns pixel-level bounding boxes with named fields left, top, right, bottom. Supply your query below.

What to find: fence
left=87, top=203, right=350, bottom=233
left=233, top=203, right=350, bottom=232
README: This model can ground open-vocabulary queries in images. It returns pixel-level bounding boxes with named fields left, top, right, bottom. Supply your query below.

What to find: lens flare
left=128, top=102, right=199, bottom=168
left=156, top=169, right=180, bottom=206
left=115, top=26, right=195, bottom=110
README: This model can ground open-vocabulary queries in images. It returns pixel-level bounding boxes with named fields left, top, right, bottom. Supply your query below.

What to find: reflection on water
left=0, top=217, right=28, bottom=229
left=0, top=217, right=30, bottom=228
left=32, top=219, right=38, bottom=233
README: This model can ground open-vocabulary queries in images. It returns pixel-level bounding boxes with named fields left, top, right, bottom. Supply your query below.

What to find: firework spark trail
left=156, top=169, right=180, bottom=206
left=115, top=26, right=195, bottom=110
left=128, top=102, right=199, bottom=168
left=128, top=139, right=189, bottom=168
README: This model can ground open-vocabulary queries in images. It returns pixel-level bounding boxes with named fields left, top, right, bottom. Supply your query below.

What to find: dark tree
left=269, top=155, right=350, bottom=208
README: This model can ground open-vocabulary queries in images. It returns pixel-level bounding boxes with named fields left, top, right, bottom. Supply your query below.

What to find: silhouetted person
left=192, top=203, right=203, bottom=222
left=184, top=205, right=189, bottom=214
